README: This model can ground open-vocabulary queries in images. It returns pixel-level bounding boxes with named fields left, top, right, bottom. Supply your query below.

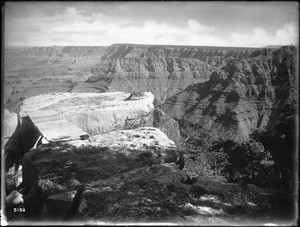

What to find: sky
left=4, top=1, right=299, bottom=47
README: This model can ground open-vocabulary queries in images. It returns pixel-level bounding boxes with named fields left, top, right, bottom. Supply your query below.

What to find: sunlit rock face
left=160, top=46, right=297, bottom=142
left=20, top=92, right=154, bottom=136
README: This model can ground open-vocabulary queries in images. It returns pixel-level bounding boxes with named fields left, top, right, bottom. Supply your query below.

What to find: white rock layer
left=20, top=92, right=154, bottom=135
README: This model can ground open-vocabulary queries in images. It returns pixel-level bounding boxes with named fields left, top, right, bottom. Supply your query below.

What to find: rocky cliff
left=74, top=44, right=260, bottom=105
left=6, top=92, right=181, bottom=171
left=160, top=45, right=297, bottom=142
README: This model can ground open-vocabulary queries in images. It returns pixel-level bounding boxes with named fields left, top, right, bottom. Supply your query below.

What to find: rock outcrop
left=160, top=45, right=297, bottom=142
left=21, top=126, right=185, bottom=221
left=6, top=92, right=180, bottom=173
left=20, top=92, right=154, bottom=135
left=21, top=127, right=270, bottom=224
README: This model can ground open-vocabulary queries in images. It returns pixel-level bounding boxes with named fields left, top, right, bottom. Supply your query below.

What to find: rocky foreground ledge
left=20, top=92, right=155, bottom=136
left=3, top=92, right=274, bottom=225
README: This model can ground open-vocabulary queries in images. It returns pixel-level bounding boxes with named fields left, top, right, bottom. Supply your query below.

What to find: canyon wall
left=4, top=44, right=266, bottom=111
left=79, top=44, right=260, bottom=105
left=160, top=45, right=297, bottom=142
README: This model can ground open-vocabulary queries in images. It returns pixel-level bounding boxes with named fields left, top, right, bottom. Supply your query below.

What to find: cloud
left=187, top=19, right=216, bottom=33
left=4, top=6, right=298, bottom=47
left=230, top=22, right=298, bottom=47
left=276, top=22, right=298, bottom=43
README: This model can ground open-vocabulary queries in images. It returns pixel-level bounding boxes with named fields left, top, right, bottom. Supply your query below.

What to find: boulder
left=20, top=92, right=154, bottom=135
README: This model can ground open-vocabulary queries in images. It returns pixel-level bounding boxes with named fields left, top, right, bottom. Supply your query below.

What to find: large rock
left=20, top=92, right=154, bottom=135
left=69, top=127, right=184, bottom=169
left=21, top=127, right=185, bottom=222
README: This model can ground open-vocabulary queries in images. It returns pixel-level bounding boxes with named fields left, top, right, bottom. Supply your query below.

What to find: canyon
left=4, top=44, right=261, bottom=110
left=5, top=44, right=294, bottom=142
left=2, top=43, right=297, bottom=224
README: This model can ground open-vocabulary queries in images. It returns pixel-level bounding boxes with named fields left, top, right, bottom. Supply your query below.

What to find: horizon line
left=4, top=43, right=290, bottom=49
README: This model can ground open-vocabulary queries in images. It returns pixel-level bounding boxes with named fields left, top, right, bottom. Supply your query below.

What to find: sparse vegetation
left=178, top=120, right=227, bottom=181
left=177, top=101, right=297, bottom=221
left=178, top=101, right=296, bottom=191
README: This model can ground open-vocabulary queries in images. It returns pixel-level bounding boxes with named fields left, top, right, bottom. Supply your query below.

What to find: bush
left=178, top=120, right=227, bottom=181
left=212, top=140, right=274, bottom=185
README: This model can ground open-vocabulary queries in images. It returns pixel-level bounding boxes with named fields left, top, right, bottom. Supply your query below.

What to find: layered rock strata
left=76, top=44, right=261, bottom=105
left=4, top=44, right=268, bottom=109
left=160, top=45, right=297, bottom=142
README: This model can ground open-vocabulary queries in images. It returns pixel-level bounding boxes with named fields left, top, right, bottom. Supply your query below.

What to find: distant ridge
left=5, top=43, right=288, bottom=50
left=5, top=45, right=108, bottom=49
left=264, top=45, right=284, bottom=49
left=111, top=43, right=263, bottom=50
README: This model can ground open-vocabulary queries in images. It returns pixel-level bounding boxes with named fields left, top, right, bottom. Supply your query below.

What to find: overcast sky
left=4, top=1, right=299, bottom=47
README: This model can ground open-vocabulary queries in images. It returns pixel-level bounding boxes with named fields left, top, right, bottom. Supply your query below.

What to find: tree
left=244, top=141, right=274, bottom=183
left=212, top=140, right=273, bottom=184
left=260, top=103, right=296, bottom=192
